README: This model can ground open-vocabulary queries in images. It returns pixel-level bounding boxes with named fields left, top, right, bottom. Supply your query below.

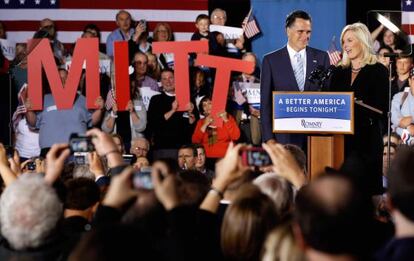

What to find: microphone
left=308, top=66, right=325, bottom=84
left=308, top=65, right=336, bottom=88
left=324, top=65, right=336, bottom=79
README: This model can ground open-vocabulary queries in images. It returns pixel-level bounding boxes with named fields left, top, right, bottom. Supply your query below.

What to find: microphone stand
left=7, top=65, right=12, bottom=146
left=384, top=52, right=398, bottom=174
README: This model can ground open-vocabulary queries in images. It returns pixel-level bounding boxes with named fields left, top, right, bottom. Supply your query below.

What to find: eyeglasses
left=134, top=147, right=148, bottom=152
left=213, top=15, right=226, bottom=20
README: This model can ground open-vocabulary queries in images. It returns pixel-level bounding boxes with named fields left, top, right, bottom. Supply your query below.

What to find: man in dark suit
left=260, top=10, right=330, bottom=148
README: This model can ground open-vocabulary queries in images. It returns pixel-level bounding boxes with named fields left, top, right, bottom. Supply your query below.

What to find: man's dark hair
left=64, top=178, right=100, bottom=210
left=179, top=144, right=197, bottom=157
left=294, top=174, right=372, bottom=257
left=285, top=10, right=311, bottom=28
left=160, top=68, right=174, bottom=76
left=178, top=169, right=210, bottom=206
left=115, top=10, right=131, bottom=21
left=193, top=143, right=205, bottom=152
left=284, top=144, right=307, bottom=175
left=196, top=14, right=210, bottom=23
left=388, top=146, right=414, bottom=221
left=198, top=95, right=211, bottom=116
left=83, top=23, right=101, bottom=40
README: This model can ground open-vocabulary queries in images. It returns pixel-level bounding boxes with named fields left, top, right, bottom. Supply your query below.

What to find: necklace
left=351, top=66, right=361, bottom=73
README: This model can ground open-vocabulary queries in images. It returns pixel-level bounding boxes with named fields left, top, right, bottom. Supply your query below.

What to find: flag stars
left=50, top=0, right=56, bottom=4
left=407, top=0, right=412, bottom=6
left=35, top=0, right=41, bottom=4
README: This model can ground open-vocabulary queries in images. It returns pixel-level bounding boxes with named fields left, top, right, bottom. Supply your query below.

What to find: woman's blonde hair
left=261, top=223, right=306, bottom=261
left=340, top=22, right=377, bottom=68
left=153, top=22, right=173, bottom=42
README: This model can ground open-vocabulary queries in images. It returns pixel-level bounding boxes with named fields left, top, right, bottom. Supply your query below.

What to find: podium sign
left=272, top=92, right=354, bottom=134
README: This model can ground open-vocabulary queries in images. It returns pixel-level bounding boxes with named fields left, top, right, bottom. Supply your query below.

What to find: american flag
left=327, top=36, right=341, bottom=66
left=105, top=88, right=116, bottom=111
left=242, top=8, right=261, bottom=39
left=11, top=83, right=28, bottom=130
left=402, top=0, right=414, bottom=44
left=0, top=0, right=208, bottom=45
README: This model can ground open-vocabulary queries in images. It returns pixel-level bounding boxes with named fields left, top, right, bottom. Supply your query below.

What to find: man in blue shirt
left=106, top=10, right=135, bottom=57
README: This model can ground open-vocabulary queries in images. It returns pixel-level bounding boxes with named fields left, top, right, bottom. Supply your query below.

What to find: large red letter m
left=28, top=38, right=99, bottom=110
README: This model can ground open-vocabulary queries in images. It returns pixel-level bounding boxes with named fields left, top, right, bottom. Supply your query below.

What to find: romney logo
left=301, top=119, right=322, bottom=129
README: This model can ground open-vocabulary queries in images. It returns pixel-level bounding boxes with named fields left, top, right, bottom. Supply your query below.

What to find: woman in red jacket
left=192, top=96, right=240, bottom=167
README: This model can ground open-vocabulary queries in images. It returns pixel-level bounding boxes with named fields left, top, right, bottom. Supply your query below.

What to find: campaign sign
left=65, top=59, right=111, bottom=75
left=209, top=25, right=243, bottom=40
left=241, top=82, right=260, bottom=110
left=273, top=92, right=354, bottom=134
left=140, top=87, right=161, bottom=110
left=0, top=39, right=16, bottom=61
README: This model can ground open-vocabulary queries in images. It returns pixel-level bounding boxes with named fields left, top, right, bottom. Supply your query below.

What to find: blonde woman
left=330, top=22, right=388, bottom=195
left=152, top=22, right=174, bottom=69
left=262, top=223, right=305, bottom=261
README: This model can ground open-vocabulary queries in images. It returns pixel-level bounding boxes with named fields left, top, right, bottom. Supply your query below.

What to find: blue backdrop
left=251, top=0, right=346, bottom=64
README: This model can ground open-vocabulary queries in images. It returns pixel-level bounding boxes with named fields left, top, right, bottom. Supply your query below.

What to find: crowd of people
left=0, top=7, right=413, bottom=261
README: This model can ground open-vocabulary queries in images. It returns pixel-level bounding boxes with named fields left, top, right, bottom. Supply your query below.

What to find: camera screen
left=247, top=150, right=271, bottom=167
left=70, top=137, right=94, bottom=153
left=74, top=152, right=88, bottom=165
left=123, top=154, right=135, bottom=165
left=27, top=161, right=36, bottom=171
left=132, top=167, right=153, bottom=189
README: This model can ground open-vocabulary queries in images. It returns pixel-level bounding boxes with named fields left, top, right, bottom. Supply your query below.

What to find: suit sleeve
left=260, top=56, right=274, bottom=142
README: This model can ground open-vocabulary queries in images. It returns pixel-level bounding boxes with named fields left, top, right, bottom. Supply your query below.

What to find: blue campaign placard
left=272, top=92, right=354, bottom=134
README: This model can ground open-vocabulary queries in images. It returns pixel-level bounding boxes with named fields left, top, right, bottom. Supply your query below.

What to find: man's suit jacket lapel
left=305, top=47, right=318, bottom=91
left=281, top=46, right=300, bottom=91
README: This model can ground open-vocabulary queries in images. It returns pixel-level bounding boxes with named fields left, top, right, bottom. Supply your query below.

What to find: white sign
left=272, top=92, right=354, bottom=134
left=209, top=25, right=243, bottom=40
left=140, top=87, right=160, bottom=110
left=65, top=59, right=111, bottom=75
left=274, top=118, right=352, bottom=133
left=0, top=39, right=16, bottom=61
left=240, top=82, right=260, bottom=105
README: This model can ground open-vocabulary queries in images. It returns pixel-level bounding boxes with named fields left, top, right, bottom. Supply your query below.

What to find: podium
left=307, top=135, right=344, bottom=180
left=272, top=92, right=354, bottom=180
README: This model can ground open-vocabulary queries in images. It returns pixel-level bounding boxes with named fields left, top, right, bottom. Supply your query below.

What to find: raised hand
left=95, top=96, right=105, bottom=110
left=126, top=100, right=135, bottom=113
left=44, top=143, right=71, bottom=185
left=102, top=167, right=138, bottom=209
left=152, top=169, right=180, bottom=210
left=87, top=128, right=123, bottom=168
left=217, top=111, right=229, bottom=122
left=262, top=142, right=306, bottom=189
left=171, top=99, right=179, bottom=112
